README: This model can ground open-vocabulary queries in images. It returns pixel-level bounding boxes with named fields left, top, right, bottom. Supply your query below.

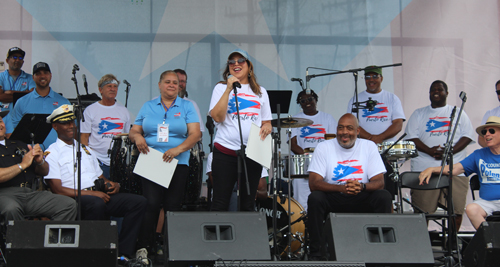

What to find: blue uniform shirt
left=134, top=96, right=199, bottom=165
left=0, top=70, right=36, bottom=111
left=11, top=88, right=71, bottom=149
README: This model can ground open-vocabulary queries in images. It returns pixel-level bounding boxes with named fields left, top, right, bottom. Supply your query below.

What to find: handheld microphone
left=82, top=74, right=89, bottom=94
left=228, top=75, right=241, bottom=89
left=459, top=91, right=467, bottom=102
left=123, top=80, right=131, bottom=86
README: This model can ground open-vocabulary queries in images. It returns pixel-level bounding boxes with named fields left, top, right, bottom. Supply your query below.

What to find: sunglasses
left=299, top=97, right=314, bottom=104
left=227, top=58, right=247, bottom=65
left=10, top=56, right=24, bottom=60
left=496, top=90, right=500, bottom=95
left=481, top=128, right=496, bottom=136
left=364, top=74, right=381, bottom=79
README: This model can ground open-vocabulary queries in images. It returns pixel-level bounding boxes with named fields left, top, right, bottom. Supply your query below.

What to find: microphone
left=123, top=80, right=131, bottom=86
left=73, top=64, right=79, bottom=71
left=228, top=75, right=241, bottom=89
left=305, top=69, right=311, bottom=94
left=366, top=97, right=378, bottom=111
left=290, top=78, right=302, bottom=82
left=450, top=106, right=457, bottom=121
left=82, top=74, right=89, bottom=94
left=459, top=91, right=467, bottom=102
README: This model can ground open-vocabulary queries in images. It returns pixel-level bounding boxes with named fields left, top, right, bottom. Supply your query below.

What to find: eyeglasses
left=496, top=90, right=500, bottom=95
left=299, top=97, right=314, bottom=104
left=227, top=58, right=247, bottom=65
left=9, top=56, right=24, bottom=60
left=364, top=74, right=381, bottom=79
left=481, top=128, right=496, bottom=136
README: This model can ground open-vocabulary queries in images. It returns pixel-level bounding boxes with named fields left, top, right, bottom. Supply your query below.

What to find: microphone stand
left=70, top=64, right=84, bottom=221
left=436, top=93, right=466, bottom=266
left=124, top=82, right=131, bottom=108
left=232, top=85, right=251, bottom=211
left=271, top=104, right=281, bottom=260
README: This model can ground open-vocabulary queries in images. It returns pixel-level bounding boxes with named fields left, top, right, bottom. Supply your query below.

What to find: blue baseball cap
left=228, top=48, right=249, bottom=60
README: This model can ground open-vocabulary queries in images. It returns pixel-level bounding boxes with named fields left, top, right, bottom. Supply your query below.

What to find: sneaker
left=136, top=248, right=149, bottom=265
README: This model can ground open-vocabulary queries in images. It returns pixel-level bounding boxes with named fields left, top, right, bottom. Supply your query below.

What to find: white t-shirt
left=347, top=90, right=405, bottom=142
left=208, top=83, right=272, bottom=150
left=184, top=96, right=205, bottom=132
left=308, top=138, right=386, bottom=185
left=80, top=101, right=131, bottom=165
left=481, top=106, right=500, bottom=124
left=405, top=104, right=475, bottom=172
left=291, top=111, right=337, bottom=150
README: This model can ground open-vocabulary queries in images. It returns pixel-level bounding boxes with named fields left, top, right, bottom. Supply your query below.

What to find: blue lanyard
left=161, top=98, right=176, bottom=123
left=8, top=72, right=20, bottom=91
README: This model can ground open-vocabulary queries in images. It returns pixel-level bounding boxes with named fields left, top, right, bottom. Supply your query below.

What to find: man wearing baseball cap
left=0, top=47, right=35, bottom=112
left=420, top=116, right=500, bottom=229
left=10, top=62, right=71, bottom=149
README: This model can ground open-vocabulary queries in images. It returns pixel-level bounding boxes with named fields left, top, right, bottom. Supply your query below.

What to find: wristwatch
left=361, top=183, right=366, bottom=191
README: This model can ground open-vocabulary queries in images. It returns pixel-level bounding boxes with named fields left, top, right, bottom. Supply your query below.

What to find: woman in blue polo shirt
left=130, top=70, right=201, bottom=254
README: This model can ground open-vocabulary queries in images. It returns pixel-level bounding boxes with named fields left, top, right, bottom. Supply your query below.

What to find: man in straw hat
left=420, top=116, right=500, bottom=229
left=44, top=104, right=148, bottom=261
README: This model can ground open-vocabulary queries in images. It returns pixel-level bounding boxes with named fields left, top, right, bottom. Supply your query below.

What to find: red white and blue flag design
left=362, top=103, right=388, bottom=119
left=300, top=124, right=326, bottom=140
left=332, top=159, right=363, bottom=182
left=425, top=116, right=450, bottom=133
left=227, top=93, right=261, bottom=117
left=98, top=117, right=124, bottom=135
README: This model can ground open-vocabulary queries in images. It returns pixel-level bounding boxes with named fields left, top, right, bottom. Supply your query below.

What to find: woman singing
left=130, top=70, right=200, bottom=254
left=209, top=48, right=272, bottom=211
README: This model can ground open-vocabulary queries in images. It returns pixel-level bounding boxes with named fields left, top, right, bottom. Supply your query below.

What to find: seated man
left=420, top=116, right=500, bottom=229
left=44, top=105, right=147, bottom=260
left=307, top=113, right=392, bottom=260
left=0, top=111, right=76, bottom=224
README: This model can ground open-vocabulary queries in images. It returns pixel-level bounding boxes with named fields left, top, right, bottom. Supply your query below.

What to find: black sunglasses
left=227, top=58, right=247, bottom=65
left=496, top=90, right=500, bottom=95
left=299, top=97, right=314, bottom=104
left=481, top=128, right=496, bottom=136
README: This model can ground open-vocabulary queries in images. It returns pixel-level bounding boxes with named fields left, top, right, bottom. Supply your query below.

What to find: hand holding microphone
left=228, top=75, right=241, bottom=90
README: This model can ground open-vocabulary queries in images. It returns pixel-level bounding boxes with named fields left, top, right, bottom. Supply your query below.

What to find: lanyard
left=8, top=73, right=20, bottom=91
left=161, top=98, right=176, bottom=124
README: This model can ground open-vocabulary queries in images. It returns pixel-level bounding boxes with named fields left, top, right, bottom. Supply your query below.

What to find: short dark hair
left=296, top=89, right=319, bottom=104
left=173, top=69, right=187, bottom=80
left=430, top=80, right=448, bottom=93
left=495, top=80, right=500, bottom=88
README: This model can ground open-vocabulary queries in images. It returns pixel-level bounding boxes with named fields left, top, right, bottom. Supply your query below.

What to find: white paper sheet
left=133, top=146, right=178, bottom=189
left=246, top=123, right=272, bottom=169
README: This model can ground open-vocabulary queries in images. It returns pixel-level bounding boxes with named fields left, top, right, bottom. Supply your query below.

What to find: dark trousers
left=211, top=147, right=262, bottom=211
left=80, top=192, right=147, bottom=257
left=307, top=190, right=392, bottom=256
left=137, top=164, right=189, bottom=251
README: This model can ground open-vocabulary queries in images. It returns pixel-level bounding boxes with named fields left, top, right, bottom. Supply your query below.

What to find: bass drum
left=183, top=141, right=203, bottom=205
left=109, top=134, right=142, bottom=195
left=256, top=196, right=306, bottom=259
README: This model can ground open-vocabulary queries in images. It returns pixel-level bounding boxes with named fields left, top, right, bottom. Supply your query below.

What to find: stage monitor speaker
left=165, top=211, right=271, bottom=266
left=324, top=213, right=434, bottom=267
left=5, top=220, right=118, bottom=267
left=214, top=261, right=365, bottom=267
left=463, top=221, right=500, bottom=267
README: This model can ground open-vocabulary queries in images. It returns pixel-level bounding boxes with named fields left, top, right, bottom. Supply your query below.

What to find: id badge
left=157, top=124, right=169, bottom=142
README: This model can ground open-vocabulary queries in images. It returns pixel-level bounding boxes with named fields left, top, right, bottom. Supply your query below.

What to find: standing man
left=307, top=113, right=391, bottom=260
left=44, top=105, right=147, bottom=261
left=80, top=74, right=131, bottom=178
left=347, top=65, right=406, bottom=197
left=290, top=89, right=337, bottom=210
left=405, top=80, right=474, bottom=229
left=174, top=69, right=205, bottom=133
left=10, top=62, right=71, bottom=149
left=0, top=111, right=76, bottom=225
left=0, top=47, right=35, bottom=111
left=479, top=80, right=500, bottom=147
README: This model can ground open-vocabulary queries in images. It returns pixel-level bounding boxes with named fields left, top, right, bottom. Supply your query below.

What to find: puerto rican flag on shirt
left=227, top=93, right=261, bottom=117
left=331, top=159, right=364, bottom=183
left=362, top=103, right=388, bottom=119
left=425, top=116, right=450, bottom=133
left=300, top=124, right=326, bottom=140
left=98, top=117, right=125, bottom=135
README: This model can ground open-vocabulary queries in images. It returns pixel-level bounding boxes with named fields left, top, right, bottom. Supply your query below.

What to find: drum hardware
left=271, top=117, right=313, bottom=128
left=109, top=134, right=142, bottom=195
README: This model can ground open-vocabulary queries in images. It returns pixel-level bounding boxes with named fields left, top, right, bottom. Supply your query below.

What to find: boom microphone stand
left=70, top=64, right=84, bottom=221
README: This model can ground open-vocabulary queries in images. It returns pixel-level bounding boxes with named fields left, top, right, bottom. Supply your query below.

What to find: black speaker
left=164, top=211, right=271, bottom=266
left=463, top=221, right=500, bottom=267
left=5, top=220, right=118, bottom=267
left=214, top=261, right=365, bottom=266
left=324, top=213, right=434, bottom=266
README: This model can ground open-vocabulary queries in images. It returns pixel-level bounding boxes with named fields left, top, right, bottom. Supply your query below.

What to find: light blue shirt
left=11, top=88, right=71, bottom=149
left=134, top=96, right=199, bottom=165
left=0, top=70, right=36, bottom=111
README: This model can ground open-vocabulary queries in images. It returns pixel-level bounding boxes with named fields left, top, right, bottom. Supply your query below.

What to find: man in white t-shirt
left=307, top=113, right=391, bottom=261
left=290, top=89, right=337, bottom=211
left=174, top=69, right=204, bottom=134
left=80, top=74, right=131, bottom=179
left=405, top=80, right=474, bottom=230
left=479, top=80, right=500, bottom=147
left=347, top=65, right=406, bottom=198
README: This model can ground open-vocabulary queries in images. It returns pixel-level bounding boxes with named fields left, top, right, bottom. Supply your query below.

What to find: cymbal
left=271, top=117, right=313, bottom=128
